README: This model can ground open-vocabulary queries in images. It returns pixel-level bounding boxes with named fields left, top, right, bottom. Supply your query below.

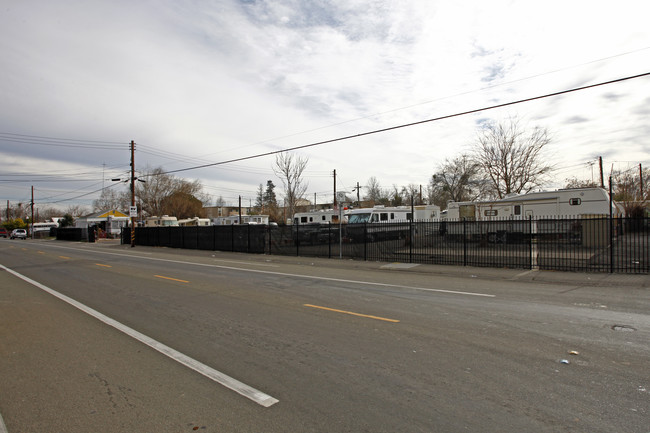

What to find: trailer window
left=300, top=217, right=308, bottom=223
left=484, top=210, right=498, bottom=216
left=380, top=213, right=389, bottom=221
left=514, top=205, right=521, bottom=215
left=569, top=198, right=581, bottom=206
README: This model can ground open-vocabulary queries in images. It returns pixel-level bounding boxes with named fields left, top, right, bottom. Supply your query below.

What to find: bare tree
left=64, top=205, right=90, bottom=218
left=400, top=184, right=421, bottom=205
left=364, top=176, right=381, bottom=203
left=363, top=176, right=390, bottom=206
left=474, top=118, right=552, bottom=199
left=161, top=191, right=205, bottom=219
left=92, top=186, right=127, bottom=212
left=215, top=196, right=226, bottom=207
left=273, top=153, right=308, bottom=221
left=611, top=169, right=648, bottom=217
left=390, top=185, right=403, bottom=206
left=564, top=177, right=598, bottom=189
left=135, top=167, right=209, bottom=217
left=429, top=154, right=483, bottom=208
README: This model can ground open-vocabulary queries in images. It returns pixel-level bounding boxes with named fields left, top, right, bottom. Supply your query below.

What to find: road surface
left=1, top=239, right=648, bottom=432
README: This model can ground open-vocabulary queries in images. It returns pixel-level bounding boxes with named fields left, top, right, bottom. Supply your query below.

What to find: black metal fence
left=120, top=217, right=650, bottom=274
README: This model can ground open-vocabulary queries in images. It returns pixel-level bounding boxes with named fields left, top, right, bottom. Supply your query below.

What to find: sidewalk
left=92, top=239, right=650, bottom=289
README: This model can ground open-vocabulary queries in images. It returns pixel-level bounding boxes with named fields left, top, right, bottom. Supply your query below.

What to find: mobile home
left=344, top=205, right=441, bottom=242
left=346, top=204, right=441, bottom=223
left=145, top=215, right=179, bottom=227
left=293, top=209, right=341, bottom=225
left=212, top=215, right=270, bottom=225
left=444, top=188, right=618, bottom=243
left=178, top=217, right=211, bottom=226
left=445, top=187, right=616, bottom=220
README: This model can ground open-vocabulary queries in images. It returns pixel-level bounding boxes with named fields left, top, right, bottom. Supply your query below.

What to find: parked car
left=0, top=228, right=8, bottom=238
left=10, top=229, right=27, bottom=239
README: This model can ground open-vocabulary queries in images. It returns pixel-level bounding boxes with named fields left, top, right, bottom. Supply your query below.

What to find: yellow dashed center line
left=95, top=263, right=112, bottom=268
left=59, top=256, right=71, bottom=259
left=155, top=275, right=189, bottom=283
left=304, top=304, right=400, bottom=323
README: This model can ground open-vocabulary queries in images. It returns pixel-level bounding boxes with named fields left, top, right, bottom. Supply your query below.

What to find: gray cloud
left=564, top=115, right=590, bottom=124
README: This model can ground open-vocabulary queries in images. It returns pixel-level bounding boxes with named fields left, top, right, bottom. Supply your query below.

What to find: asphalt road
left=1, top=239, right=648, bottom=432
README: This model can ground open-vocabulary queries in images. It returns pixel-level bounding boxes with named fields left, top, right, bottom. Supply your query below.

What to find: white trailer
left=445, top=187, right=616, bottom=220
left=145, top=215, right=179, bottom=227
left=443, top=188, right=619, bottom=243
left=178, top=217, right=211, bottom=226
left=344, top=205, right=441, bottom=242
left=346, top=204, right=440, bottom=223
left=212, top=215, right=270, bottom=225
left=293, top=209, right=342, bottom=225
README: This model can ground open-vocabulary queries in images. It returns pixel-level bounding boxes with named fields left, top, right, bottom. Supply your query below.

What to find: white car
left=10, top=229, right=27, bottom=239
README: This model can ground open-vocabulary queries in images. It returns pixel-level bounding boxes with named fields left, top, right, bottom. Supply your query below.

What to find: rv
left=293, top=210, right=342, bottom=225
left=346, top=204, right=441, bottom=223
left=145, top=215, right=179, bottom=227
left=345, top=205, right=441, bottom=242
left=212, top=215, right=270, bottom=225
left=443, top=187, right=619, bottom=243
left=178, top=217, right=211, bottom=226
left=445, top=187, right=616, bottom=220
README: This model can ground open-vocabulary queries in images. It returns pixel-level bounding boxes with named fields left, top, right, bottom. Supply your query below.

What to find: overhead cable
left=157, top=71, right=650, bottom=177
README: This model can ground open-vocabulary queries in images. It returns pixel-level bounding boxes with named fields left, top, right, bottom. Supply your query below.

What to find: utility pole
left=599, top=156, right=604, bottom=188
left=354, top=181, right=360, bottom=207
left=639, top=163, right=644, bottom=201
left=333, top=169, right=337, bottom=209
left=130, top=140, right=136, bottom=248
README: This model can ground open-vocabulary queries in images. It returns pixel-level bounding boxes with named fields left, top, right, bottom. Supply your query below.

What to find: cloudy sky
left=1, top=0, right=649, bottom=212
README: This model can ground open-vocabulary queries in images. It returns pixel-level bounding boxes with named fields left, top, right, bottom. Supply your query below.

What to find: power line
left=157, top=71, right=650, bottom=177
left=182, top=47, right=650, bottom=160
left=0, top=132, right=125, bottom=148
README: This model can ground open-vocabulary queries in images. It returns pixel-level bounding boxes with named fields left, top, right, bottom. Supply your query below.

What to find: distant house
left=75, top=210, right=129, bottom=236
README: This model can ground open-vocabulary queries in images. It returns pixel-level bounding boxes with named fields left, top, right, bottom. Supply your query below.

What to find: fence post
left=247, top=224, right=250, bottom=253
left=364, top=223, right=368, bottom=261
left=296, top=224, right=300, bottom=256
left=409, top=219, right=413, bottom=263
left=231, top=224, right=235, bottom=252
left=609, top=216, right=614, bottom=273
left=268, top=224, right=272, bottom=255
left=608, top=179, right=613, bottom=273
left=529, top=216, right=533, bottom=270
left=463, top=218, right=467, bottom=266
left=328, top=223, right=332, bottom=259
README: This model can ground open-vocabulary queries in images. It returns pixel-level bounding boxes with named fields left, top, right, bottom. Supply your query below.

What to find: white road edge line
left=43, top=244, right=496, bottom=298
left=0, top=264, right=279, bottom=408
left=0, top=411, right=8, bottom=433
